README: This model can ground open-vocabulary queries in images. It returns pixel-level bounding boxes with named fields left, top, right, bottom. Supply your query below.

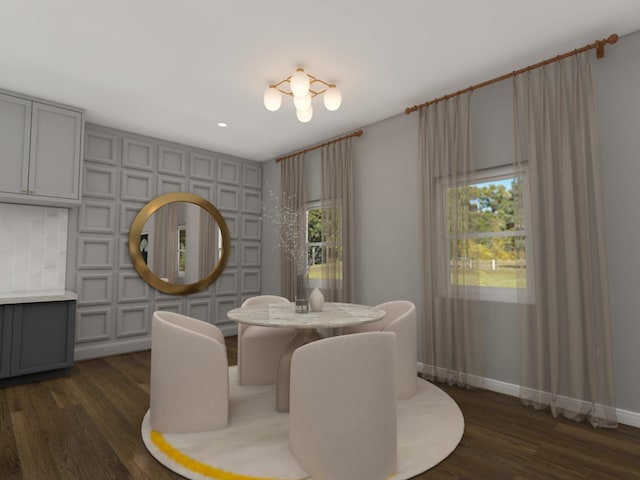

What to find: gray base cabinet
left=0, top=300, right=75, bottom=382
left=0, top=314, right=11, bottom=378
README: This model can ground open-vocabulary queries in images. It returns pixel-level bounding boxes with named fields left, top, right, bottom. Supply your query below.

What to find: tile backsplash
left=0, top=203, right=68, bottom=293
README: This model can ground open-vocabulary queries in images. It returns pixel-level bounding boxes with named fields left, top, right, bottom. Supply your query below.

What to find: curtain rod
left=275, top=129, right=364, bottom=163
left=405, top=33, right=619, bottom=114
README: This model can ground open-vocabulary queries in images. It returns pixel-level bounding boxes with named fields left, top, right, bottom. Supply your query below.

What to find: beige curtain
left=153, top=203, right=178, bottom=283
left=280, top=154, right=306, bottom=301
left=319, top=139, right=354, bottom=303
left=513, top=52, right=617, bottom=427
left=419, top=93, right=484, bottom=387
left=199, top=207, right=216, bottom=278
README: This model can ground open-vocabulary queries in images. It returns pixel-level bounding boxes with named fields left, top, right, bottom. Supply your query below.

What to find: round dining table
left=227, top=301, right=386, bottom=411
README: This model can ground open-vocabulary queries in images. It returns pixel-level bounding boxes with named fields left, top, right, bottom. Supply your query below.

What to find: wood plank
left=0, top=388, right=22, bottom=479
left=10, top=410, right=64, bottom=480
left=41, top=405, right=131, bottom=479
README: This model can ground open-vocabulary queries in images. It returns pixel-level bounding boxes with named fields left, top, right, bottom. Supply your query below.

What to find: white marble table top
left=227, top=302, right=385, bottom=329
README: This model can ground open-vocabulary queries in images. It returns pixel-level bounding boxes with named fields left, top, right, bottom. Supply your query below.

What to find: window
left=305, top=202, right=342, bottom=289
left=306, top=203, right=323, bottom=287
left=443, top=166, right=532, bottom=302
left=177, top=225, right=186, bottom=277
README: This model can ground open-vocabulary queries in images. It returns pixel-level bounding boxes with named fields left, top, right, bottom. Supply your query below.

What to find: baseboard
left=219, top=323, right=239, bottom=337
left=75, top=338, right=152, bottom=361
left=615, top=407, right=640, bottom=428
left=417, top=362, right=640, bottom=428
left=74, top=326, right=238, bottom=362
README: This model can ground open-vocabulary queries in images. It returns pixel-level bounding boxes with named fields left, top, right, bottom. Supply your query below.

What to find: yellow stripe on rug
left=150, top=430, right=297, bottom=480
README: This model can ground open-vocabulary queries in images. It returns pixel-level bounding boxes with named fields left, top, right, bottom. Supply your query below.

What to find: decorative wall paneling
left=69, top=123, right=262, bottom=360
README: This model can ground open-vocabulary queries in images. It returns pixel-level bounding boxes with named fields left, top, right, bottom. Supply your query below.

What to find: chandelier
left=263, top=68, right=342, bottom=123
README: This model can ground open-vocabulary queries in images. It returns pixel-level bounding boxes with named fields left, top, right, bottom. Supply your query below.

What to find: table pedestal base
left=275, top=329, right=323, bottom=412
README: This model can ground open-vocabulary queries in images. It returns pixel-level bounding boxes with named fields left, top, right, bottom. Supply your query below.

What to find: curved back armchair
left=289, top=331, right=398, bottom=480
left=345, top=300, right=417, bottom=398
left=150, top=311, right=228, bottom=433
left=238, top=295, right=296, bottom=385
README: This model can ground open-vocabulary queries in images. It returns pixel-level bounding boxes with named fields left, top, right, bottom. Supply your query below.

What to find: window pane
left=448, top=177, right=523, bottom=234
left=178, top=227, right=186, bottom=273
left=308, top=244, right=324, bottom=267
left=307, top=246, right=342, bottom=280
left=307, top=208, right=322, bottom=243
left=450, top=236, right=526, bottom=288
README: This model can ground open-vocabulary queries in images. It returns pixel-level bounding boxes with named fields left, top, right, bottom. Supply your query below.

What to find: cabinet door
left=0, top=306, right=12, bottom=378
left=0, top=93, right=31, bottom=195
left=29, top=103, right=82, bottom=200
left=11, top=301, right=75, bottom=376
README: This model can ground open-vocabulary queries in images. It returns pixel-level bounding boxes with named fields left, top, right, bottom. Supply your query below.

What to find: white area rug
left=141, top=366, right=464, bottom=480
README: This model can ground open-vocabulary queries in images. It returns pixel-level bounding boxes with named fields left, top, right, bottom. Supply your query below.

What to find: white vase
left=309, top=287, right=324, bottom=312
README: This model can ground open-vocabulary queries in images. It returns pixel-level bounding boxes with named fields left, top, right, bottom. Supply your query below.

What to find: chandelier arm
left=270, top=77, right=291, bottom=89
left=309, top=77, right=335, bottom=88
left=308, top=88, right=326, bottom=97
left=274, top=86, right=294, bottom=97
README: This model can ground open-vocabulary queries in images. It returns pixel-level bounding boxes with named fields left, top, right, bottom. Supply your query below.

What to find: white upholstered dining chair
left=289, top=331, right=398, bottom=480
left=344, top=300, right=417, bottom=399
left=238, top=295, right=296, bottom=385
left=150, top=311, right=229, bottom=433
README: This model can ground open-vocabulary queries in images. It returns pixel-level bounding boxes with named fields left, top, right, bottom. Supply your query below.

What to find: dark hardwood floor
left=1, top=336, right=639, bottom=479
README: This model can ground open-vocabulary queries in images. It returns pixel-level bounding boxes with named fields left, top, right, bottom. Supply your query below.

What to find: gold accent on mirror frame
left=128, top=192, right=231, bottom=295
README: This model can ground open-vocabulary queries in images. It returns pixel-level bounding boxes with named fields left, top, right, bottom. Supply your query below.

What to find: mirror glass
left=129, top=193, right=230, bottom=295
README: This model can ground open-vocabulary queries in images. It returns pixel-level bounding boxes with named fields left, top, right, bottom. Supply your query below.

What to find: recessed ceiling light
left=217, top=122, right=228, bottom=128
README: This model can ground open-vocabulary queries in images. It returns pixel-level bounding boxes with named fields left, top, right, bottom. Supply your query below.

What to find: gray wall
left=593, top=31, right=640, bottom=416
left=68, top=123, right=262, bottom=360
left=261, top=30, right=640, bottom=417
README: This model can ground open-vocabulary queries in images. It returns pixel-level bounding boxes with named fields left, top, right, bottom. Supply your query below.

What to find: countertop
left=0, top=290, right=78, bottom=305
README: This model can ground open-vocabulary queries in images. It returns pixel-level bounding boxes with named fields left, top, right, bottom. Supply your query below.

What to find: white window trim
left=441, top=165, right=535, bottom=304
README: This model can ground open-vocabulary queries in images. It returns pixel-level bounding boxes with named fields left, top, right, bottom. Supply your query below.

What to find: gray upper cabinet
left=0, top=90, right=84, bottom=206
left=0, top=93, right=31, bottom=197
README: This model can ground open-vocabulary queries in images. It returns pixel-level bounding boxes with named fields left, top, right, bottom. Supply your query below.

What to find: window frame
left=441, top=164, right=534, bottom=303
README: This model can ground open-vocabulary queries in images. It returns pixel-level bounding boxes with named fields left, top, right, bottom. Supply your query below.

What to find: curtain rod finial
left=596, top=33, right=619, bottom=59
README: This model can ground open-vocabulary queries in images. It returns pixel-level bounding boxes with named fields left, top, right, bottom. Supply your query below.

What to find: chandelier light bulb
left=293, top=93, right=312, bottom=111
left=290, top=68, right=310, bottom=97
left=323, top=86, right=342, bottom=111
left=296, top=104, right=313, bottom=123
left=263, top=87, right=282, bottom=111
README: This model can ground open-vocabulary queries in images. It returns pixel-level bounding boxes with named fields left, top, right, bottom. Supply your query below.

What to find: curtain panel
left=319, top=139, right=355, bottom=303
left=199, top=207, right=217, bottom=278
left=513, top=51, right=617, bottom=427
left=280, top=154, right=307, bottom=301
left=418, top=92, right=485, bottom=387
left=152, top=203, right=178, bottom=283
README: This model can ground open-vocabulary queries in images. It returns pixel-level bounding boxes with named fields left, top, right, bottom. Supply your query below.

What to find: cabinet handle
left=22, top=187, right=27, bottom=193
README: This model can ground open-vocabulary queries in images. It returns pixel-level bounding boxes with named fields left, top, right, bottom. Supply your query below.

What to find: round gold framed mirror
left=128, top=192, right=231, bottom=295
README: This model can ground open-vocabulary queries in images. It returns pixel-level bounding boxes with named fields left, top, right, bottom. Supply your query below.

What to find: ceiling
left=2, top=1, right=640, bottom=162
